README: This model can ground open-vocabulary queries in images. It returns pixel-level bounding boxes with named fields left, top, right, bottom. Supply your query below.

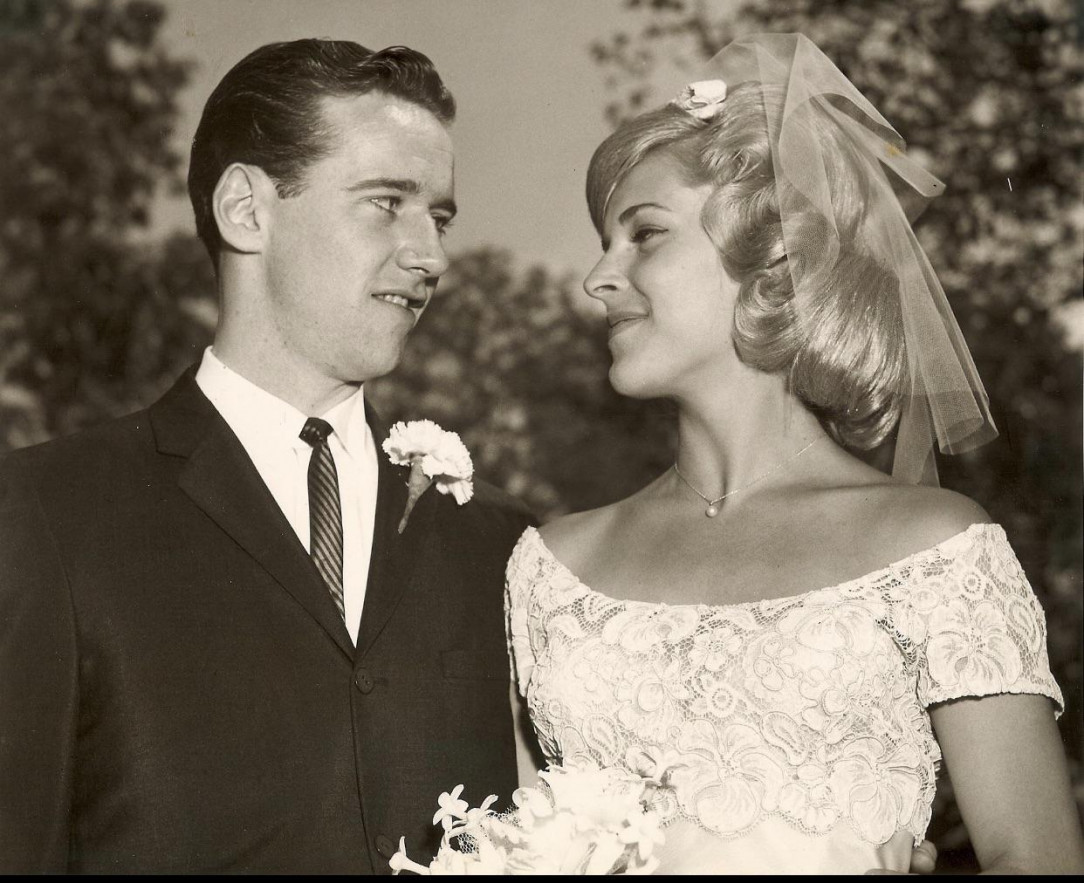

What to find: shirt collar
left=195, top=347, right=368, bottom=456
left=318, top=386, right=369, bottom=458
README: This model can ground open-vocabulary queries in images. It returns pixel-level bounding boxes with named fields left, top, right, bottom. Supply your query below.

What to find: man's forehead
left=309, top=92, right=454, bottom=191
left=317, top=91, right=449, bottom=140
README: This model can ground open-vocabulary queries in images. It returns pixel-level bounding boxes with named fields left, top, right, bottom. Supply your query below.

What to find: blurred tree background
left=0, top=0, right=1079, bottom=870
left=0, top=0, right=214, bottom=447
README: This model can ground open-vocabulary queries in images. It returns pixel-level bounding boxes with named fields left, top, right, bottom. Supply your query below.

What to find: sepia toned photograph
left=1, top=0, right=1081, bottom=874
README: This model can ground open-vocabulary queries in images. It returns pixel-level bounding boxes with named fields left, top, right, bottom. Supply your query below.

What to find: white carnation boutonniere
left=670, top=78, right=728, bottom=120
left=382, top=420, right=474, bottom=534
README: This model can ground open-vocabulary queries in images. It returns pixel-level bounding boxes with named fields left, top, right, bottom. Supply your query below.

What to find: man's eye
left=434, top=215, right=455, bottom=236
left=369, top=196, right=400, bottom=212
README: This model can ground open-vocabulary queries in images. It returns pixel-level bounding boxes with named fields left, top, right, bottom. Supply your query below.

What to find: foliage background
left=1, top=0, right=1079, bottom=870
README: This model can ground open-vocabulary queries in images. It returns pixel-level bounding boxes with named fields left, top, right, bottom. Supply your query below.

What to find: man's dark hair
left=187, top=39, right=456, bottom=266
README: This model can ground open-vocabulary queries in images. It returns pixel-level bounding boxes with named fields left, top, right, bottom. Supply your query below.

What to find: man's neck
left=209, top=341, right=361, bottom=417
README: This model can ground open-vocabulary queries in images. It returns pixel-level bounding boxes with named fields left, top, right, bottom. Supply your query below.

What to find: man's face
left=259, top=92, right=454, bottom=386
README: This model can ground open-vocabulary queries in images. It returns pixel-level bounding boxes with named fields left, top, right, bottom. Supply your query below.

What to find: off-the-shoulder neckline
left=519, top=522, right=1005, bottom=612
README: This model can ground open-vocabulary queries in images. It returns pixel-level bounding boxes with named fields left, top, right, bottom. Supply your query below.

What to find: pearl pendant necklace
left=672, top=438, right=822, bottom=517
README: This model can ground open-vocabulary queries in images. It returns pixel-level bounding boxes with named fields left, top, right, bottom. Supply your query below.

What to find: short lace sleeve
left=894, top=524, right=1063, bottom=714
left=504, top=527, right=539, bottom=698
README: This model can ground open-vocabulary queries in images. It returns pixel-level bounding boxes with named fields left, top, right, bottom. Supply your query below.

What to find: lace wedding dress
left=505, top=524, right=1062, bottom=874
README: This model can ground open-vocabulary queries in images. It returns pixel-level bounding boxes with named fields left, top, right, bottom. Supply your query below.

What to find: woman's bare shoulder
left=538, top=474, right=665, bottom=566
left=846, top=481, right=994, bottom=563
left=537, top=503, right=619, bottom=568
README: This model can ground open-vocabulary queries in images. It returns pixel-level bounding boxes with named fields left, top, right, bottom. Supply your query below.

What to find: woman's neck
left=672, top=374, right=828, bottom=500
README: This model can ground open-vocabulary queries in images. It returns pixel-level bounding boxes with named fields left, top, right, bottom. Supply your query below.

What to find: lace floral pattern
left=505, top=524, right=1062, bottom=846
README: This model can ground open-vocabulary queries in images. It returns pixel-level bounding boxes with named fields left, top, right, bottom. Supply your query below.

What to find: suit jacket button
left=375, top=834, right=397, bottom=859
left=355, top=669, right=374, bottom=694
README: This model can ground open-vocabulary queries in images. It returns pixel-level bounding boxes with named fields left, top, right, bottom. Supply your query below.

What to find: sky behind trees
left=151, top=0, right=733, bottom=278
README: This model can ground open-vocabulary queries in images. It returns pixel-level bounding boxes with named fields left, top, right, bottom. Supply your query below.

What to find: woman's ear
left=212, top=163, right=274, bottom=255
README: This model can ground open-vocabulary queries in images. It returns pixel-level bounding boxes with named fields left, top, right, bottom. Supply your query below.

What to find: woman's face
left=584, top=150, right=740, bottom=400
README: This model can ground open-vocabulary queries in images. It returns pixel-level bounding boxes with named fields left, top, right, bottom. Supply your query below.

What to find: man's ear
left=212, top=163, right=275, bottom=255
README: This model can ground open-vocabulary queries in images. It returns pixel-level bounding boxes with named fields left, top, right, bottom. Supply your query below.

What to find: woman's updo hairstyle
left=586, top=83, right=907, bottom=451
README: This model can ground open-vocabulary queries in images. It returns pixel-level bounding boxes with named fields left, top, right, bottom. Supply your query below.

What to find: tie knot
left=300, top=417, right=334, bottom=447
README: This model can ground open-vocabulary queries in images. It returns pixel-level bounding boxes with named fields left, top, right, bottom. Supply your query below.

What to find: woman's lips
left=607, top=314, right=647, bottom=339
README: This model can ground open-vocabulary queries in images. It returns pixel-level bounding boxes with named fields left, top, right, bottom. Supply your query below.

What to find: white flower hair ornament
left=382, top=420, right=474, bottom=534
left=669, top=78, right=728, bottom=120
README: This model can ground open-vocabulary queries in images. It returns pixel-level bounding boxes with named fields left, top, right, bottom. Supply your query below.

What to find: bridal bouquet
left=389, top=764, right=666, bottom=875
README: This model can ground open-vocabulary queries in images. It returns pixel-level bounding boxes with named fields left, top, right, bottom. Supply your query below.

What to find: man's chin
left=345, top=346, right=409, bottom=385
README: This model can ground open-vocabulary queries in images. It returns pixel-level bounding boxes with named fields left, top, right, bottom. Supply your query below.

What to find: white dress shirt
left=195, top=347, right=378, bottom=645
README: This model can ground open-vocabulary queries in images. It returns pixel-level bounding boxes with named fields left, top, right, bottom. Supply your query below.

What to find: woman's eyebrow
left=600, top=202, right=670, bottom=247
left=617, top=202, right=669, bottom=225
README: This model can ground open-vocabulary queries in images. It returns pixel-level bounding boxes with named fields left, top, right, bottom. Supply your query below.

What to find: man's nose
left=583, top=250, right=627, bottom=304
left=395, top=219, right=450, bottom=279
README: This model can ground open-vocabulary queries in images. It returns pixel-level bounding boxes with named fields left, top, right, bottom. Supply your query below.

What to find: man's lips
left=373, top=290, right=428, bottom=311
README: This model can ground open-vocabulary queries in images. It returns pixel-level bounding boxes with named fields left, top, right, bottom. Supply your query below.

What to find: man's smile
left=372, top=290, right=428, bottom=311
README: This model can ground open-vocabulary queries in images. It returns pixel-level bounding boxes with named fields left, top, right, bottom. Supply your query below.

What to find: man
left=0, top=39, right=533, bottom=873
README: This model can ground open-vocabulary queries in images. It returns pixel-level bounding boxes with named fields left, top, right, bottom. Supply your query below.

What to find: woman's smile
left=607, top=310, right=649, bottom=340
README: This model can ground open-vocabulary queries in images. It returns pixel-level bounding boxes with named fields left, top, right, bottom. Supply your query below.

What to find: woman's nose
left=583, top=250, right=627, bottom=304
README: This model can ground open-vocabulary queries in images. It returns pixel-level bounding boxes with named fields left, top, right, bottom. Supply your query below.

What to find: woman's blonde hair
left=586, top=84, right=907, bottom=450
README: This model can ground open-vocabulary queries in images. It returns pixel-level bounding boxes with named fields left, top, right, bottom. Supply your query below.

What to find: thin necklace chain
left=672, top=437, right=823, bottom=517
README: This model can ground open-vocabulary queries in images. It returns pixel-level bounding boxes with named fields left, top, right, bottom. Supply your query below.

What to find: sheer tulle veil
left=690, top=34, right=997, bottom=484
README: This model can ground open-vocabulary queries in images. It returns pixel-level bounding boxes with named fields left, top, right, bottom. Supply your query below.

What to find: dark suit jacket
left=0, top=369, right=535, bottom=873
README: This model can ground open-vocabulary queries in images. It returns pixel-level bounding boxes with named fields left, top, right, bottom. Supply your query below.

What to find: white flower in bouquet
left=389, top=764, right=666, bottom=875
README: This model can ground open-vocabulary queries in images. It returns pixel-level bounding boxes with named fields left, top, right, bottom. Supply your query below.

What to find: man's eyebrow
left=345, top=177, right=420, bottom=194
left=345, top=177, right=457, bottom=217
left=434, top=198, right=458, bottom=219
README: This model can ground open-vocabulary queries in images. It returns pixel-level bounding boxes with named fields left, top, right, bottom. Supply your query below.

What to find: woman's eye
left=369, top=196, right=400, bottom=213
left=631, top=226, right=664, bottom=245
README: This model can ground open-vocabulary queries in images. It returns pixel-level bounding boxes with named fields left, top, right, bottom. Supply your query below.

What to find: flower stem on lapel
left=399, top=461, right=434, bottom=534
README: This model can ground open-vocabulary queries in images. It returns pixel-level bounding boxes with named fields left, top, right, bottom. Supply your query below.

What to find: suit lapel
left=357, top=410, right=435, bottom=658
left=151, top=371, right=355, bottom=659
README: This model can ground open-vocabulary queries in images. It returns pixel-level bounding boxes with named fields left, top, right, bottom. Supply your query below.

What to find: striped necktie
left=299, top=417, right=345, bottom=621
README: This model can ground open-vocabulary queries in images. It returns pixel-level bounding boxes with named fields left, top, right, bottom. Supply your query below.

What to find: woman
left=505, top=34, right=1083, bottom=874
